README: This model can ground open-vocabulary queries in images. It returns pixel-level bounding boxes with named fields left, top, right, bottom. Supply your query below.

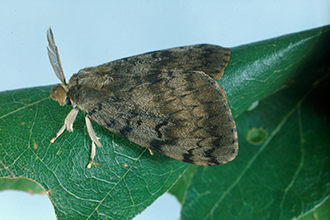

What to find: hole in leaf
left=246, top=128, right=268, bottom=145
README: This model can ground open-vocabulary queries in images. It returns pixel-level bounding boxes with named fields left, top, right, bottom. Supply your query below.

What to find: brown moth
left=47, top=27, right=238, bottom=168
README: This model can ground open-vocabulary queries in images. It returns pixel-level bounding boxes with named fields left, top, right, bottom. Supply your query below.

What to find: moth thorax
left=50, top=84, right=68, bottom=106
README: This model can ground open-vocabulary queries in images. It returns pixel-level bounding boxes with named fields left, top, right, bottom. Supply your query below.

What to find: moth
left=47, top=27, right=238, bottom=168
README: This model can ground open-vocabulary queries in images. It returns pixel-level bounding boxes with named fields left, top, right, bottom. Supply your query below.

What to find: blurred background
left=0, top=1, right=329, bottom=219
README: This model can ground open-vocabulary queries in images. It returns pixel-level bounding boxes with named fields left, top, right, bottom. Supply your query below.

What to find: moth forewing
left=47, top=26, right=238, bottom=168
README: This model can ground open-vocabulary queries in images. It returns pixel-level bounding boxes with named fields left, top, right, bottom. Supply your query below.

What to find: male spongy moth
left=47, top=27, right=238, bottom=168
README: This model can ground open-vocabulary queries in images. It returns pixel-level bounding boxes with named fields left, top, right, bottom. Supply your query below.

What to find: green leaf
left=180, top=74, right=330, bottom=220
left=1, top=25, right=330, bottom=220
left=222, top=24, right=330, bottom=117
left=168, top=165, right=197, bottom=204
left=170, top=25, right=330, bottom=219
left=0, top=86, right=189, bottom=219
left=298, top=196, right=330, bottom=220
left=0, top=177, right=45, bottom=194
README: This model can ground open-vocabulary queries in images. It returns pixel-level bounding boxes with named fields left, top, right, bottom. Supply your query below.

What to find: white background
left=0, top=1, right=329, bottom=219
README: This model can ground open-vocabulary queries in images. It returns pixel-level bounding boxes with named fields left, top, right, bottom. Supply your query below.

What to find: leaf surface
left=171, top=25, right=330, bottom=220
left=0, top=86, right=188, bottom=219
left=1, top=25, right=330, bottom=219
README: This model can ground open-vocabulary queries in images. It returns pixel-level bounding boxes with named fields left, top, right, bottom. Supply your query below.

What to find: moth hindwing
left=47, top=26, right=238, bottom=168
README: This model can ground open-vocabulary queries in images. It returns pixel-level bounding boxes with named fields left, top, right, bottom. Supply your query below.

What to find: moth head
left=50, top=84, right=70, bottom=106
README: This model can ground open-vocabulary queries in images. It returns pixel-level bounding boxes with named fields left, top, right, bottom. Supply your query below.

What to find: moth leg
left=50, top=108, right=79, bottom=143
left=149, top=149, right=154, bottom=155
left=87, top=142, right=96, bottom=169
left=85, top=115, right=102, bottom=168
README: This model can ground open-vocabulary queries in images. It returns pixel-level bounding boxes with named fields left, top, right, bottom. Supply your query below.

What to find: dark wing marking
left=67, top=44, right=237, bottom=165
